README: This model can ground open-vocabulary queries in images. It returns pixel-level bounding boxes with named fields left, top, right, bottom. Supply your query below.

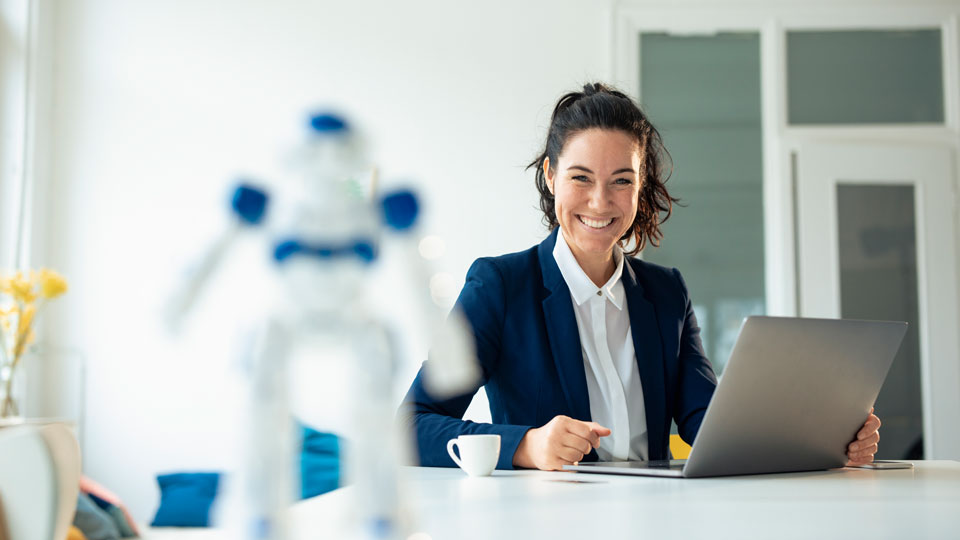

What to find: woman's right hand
left=512, top=415, right=611, bottom=470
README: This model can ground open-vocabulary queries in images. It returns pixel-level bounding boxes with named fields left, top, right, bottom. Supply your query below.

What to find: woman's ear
left=543, top=157, right=555, bottom=194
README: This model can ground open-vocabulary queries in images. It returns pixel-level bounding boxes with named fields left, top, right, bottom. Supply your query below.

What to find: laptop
left=562, top=316, right=907, bottom=478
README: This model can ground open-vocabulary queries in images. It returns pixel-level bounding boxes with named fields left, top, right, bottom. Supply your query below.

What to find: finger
left=589, top=433, right=600, bottom=448
left=848, top=446, right=879, bottom=461
left=557, top=446, right=584, bottom=464
left=560, top=434, right=592, bottom=456
left=852, top=444, right=878, bottom=458
left=847, top=445, right=878, bottom=461
left=566, top=420, right=608, bottom=448
left=849, top=432, right=879, bottom=452
left=856, top=424, right=878, bottom=441
left=585, top=421, right=612, bottom=437
left=564, top=420, right=600, bottom=448
left=858, top=415, right=881, bottom=439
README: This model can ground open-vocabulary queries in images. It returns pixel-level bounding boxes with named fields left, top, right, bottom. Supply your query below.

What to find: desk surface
left=290, top=461, right=960, bottom=540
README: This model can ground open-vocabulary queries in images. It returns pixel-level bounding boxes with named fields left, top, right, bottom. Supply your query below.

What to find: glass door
left=796, top=142, right=960, bottom=459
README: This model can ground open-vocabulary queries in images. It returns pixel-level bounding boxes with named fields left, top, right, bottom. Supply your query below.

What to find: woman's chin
left=570, top=236, right=619, bottom=257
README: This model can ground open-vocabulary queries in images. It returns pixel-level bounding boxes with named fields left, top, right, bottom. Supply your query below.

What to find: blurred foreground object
left=0, top=423, right=80, bottom=540
left=165, top=112, right=479, bottom=540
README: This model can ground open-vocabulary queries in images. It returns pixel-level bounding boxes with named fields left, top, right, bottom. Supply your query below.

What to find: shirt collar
left=552, top=227, right=625, bottom=310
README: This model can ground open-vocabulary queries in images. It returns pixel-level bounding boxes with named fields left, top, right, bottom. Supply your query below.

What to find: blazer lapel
left=537, top=229, right=592, bottom=422
left=622, top=261, right=668, bottom=460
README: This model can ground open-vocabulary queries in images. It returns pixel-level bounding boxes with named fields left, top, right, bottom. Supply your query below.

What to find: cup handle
left=446, top=439, right=463, bottom=469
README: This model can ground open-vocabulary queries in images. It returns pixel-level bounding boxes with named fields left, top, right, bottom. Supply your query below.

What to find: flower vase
left=0, top=362, right=24, bottom=424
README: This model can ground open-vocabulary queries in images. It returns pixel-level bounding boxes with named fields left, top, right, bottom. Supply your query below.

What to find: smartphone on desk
left=850, top=460, right=914, bottom=470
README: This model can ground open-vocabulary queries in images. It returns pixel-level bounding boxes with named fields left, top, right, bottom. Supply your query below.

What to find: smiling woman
left=399, top=82, right=881, bottom=472
left=399, top=83, right=715, bottom=470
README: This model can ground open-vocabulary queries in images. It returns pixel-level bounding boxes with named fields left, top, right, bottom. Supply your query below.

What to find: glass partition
left=640, top=32, right=765, bottom=376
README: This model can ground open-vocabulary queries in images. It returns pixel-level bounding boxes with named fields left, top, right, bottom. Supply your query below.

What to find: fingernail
left=851, top=443, right=859, bottom=451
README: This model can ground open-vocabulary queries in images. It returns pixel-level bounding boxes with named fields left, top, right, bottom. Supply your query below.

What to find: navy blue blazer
left=399, top=228, right=718, bottom=469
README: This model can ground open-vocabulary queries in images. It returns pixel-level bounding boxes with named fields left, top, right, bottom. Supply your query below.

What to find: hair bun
left=583, top=82, right=611, bottom=96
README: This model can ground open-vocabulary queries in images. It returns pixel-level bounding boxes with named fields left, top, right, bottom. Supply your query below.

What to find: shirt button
left=596, top=290, right=602, bottom=296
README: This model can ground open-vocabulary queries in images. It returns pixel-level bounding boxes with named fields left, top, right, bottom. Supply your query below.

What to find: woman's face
left=545, top=128, right=642, bottom=263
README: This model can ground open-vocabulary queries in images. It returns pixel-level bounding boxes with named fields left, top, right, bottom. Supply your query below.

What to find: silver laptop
left=562, top=316, right=907, bottom=478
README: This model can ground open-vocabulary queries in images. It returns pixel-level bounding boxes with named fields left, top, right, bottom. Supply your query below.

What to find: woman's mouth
left=578, top=215, right=615, bottom=229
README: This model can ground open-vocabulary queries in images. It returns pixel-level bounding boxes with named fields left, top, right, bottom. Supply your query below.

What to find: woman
left=400, top=83, right=881, bottom=471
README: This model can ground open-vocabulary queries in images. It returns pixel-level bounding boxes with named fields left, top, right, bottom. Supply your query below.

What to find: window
left=787, top=29, right=944, bottom=125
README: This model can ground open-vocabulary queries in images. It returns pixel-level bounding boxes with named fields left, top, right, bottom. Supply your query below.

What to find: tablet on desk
left=565, top=460, right=687, bottom=477
left=563, top=317, right=908, bottom=479
left=849, top=460, right=914, bottom=470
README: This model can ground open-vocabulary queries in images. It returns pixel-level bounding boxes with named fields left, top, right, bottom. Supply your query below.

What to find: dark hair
left=527, top=82, right=677, bottom=255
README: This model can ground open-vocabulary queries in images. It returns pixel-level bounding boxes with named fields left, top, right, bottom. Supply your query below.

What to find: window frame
left=613, top=0, right=960, bottom=318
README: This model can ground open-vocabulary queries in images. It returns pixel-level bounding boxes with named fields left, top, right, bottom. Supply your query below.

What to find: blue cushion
left=74, top=493, right=121, bottom=540
left=146, top=424, right=339, bottom=528
left=299, top=424, right=342, bottom=499
left=150, top=472, right=220, bottom=527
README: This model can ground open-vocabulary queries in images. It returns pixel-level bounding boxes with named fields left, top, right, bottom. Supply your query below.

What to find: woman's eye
left=615, top=178, right=633, bottom=185
left=572, top=175, right=590, bottom=182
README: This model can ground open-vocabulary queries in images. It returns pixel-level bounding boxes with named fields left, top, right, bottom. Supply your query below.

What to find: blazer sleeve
left=398, top=258, right=533, bottom=470
left=671, top=268, right=719, bottom=445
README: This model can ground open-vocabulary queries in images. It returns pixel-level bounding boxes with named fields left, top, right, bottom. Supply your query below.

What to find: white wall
left=41, top=0, right=613, bottom=521
left=0, top=0, right=28, bottom=269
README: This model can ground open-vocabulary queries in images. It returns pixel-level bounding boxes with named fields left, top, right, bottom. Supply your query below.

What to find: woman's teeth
left=578, top=215, right=614, bottom=229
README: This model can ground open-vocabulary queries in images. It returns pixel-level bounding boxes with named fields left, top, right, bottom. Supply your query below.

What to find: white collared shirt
left=553, top=228, right=648, bottom=461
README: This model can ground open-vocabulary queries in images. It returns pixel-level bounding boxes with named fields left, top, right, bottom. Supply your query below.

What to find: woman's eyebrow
left=568, top=165, right=636, bottom=175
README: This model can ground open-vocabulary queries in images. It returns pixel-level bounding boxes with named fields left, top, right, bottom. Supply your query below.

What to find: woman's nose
left=587, top=183, right=611, bottom=209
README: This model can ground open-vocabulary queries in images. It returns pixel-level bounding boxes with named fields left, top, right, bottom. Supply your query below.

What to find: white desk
left=290, top=461, right=960, bottom=540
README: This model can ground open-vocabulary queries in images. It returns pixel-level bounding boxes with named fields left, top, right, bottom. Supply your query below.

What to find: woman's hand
left=513, top=415, right=611, bottom=470
left=846, top=407, right=881, bottom=466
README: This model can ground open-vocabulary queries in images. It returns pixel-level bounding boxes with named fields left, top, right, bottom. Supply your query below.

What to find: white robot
left=165, top=113, right=480, bottom=540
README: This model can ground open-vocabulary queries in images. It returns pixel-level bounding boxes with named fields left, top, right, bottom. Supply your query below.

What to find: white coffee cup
left=446, top=434, right=501, bottom=477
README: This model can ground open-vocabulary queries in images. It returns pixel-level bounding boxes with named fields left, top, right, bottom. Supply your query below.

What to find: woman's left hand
left=846, top=407, right=881, bottom=466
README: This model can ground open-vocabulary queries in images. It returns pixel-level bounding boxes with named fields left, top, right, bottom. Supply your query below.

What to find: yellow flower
left=9, top=271, right=37, bottom=304
left=38, top=269, right=68, bottom=299
left=1, top=267, right=67, bottom=364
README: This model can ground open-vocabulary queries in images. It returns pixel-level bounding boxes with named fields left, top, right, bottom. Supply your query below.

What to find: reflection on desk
left=289, top=461, right=959, bottom=540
